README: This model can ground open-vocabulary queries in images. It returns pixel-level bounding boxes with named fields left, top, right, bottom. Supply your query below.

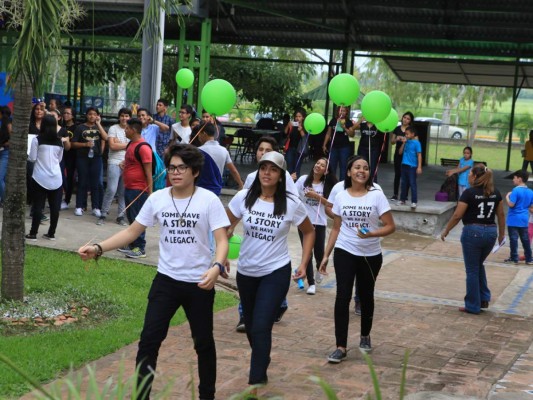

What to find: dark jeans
left=358, top=147, right=381, bottom=183
left=393, top=152, right=402, bottom=197
left=64, top=150, right=76, bottom=205
left=75, top=156, right=102, bottom=209
left=400, top=164, right=418, bottom=203
left=508, top=226, right=532, bottom=262
left=0, top=148, right=8, bottom=202
left=460, top=224, right=496, bottom=313
left=136, top=273, right=216, bottom=400
left=285, top=147, right=303, bottom=178
left=29, top=179, right=62, bottom=237
left=298, top=224, right=326, bottom=286
left=522, top=159, right=533, bottom=174
left=329, top=145, right=351, bottom=181
left=237, top=263, right=291, bottom=385
left=333, top=248, right=382, bottom=347
left=124, top=188, right=149, bottom=251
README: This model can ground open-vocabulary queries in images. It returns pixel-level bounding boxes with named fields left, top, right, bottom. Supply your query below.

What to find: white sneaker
left=92, top=209, right=102, bottom=218
left=411, top=203, right=417, bottom=209
left=307, top=285, right=316, bottom=295
left=60, top=201, right=69, bottom=210
left=74, top=208, right=83, bottom=216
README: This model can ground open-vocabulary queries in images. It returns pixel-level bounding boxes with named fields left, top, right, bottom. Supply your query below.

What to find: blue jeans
left=461, top=224, right=497, bottom=313
left=285, top=147, right=303, bottom=178
left=0, top=148, right=8, bottom=202
left=76, top=156, right=103, bottom=209
left=124, top=188, right=148, bottom=251
left=237, top=263, right=291, bottom=385
left=136, top=273, right=216, bottom=400
left=102, top=164, right=125, bottom=218
left=400, top=164, right=418, bottom=203
left=508, top=226, right=532, bottom=262
left=329, top=146, right=351, bottom=181
left=358, top=147, right=381, bottom=183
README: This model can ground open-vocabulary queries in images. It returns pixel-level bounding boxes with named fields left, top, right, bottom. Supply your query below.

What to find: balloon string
left=372, top=132, right=388, bottom=181
left=188, top=122, right=207, bottom=144
left=293, top=133, right=309, bottom=175
left=325, top=121, right=339, bottom=180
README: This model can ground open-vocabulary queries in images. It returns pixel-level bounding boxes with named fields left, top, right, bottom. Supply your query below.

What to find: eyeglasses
left=178, top=111, right=188, bottom=114
left=166, top=164, right=189, bottom=174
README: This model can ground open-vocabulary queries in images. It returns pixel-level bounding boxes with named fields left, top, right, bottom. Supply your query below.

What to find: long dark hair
left=344, top=155, right=373, bottom=190
left=39, top=115, right=61, bottom=144
left=470, top=163, right=494, bottom=197
left=302, top=157, right=338, bottom=198
left=245, top=164, right=289, bottom=216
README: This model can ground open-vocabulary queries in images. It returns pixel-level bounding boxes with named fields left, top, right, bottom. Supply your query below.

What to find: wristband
left=212, top=261, right=225, bottom=275
left=94, top=243, right=103, bottom=261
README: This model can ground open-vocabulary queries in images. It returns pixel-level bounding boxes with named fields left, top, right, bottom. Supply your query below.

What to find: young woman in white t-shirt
left=79, top=143, right=230, bottom=400
left=295, top=157, right=338, bottom=294
left=319, top=155, right=395, bottom=362
left=227, top=151, right=315, bottom=396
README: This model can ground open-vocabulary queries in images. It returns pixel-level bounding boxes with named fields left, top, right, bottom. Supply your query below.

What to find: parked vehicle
left=414, top=117, right=465, bottom=139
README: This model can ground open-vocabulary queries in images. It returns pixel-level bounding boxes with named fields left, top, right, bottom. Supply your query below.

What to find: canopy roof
left=76, top=0, right=533, bottom=59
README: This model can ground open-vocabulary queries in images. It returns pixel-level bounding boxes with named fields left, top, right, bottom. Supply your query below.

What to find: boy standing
left=398, top=126, right=422, bottom=209
left=505, top=170, right=533, bottom=264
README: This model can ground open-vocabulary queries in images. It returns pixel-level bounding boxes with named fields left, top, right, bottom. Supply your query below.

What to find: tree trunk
left=1, top=77, right=32, bottom=301
left=441, top=85, right=466, bottom=138
left=469, top=86, right=485, bottom=147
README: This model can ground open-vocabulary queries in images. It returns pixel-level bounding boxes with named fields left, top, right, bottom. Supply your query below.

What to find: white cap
left=258, top=151, right=287, bottom=171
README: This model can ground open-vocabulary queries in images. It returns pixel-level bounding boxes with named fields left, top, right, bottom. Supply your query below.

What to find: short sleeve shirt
left=333, top=188, right=391, bottom=256
left=402, top=139, right=422, bottom=167
left=295, top=175, right=327, bottom=226
left=123, top=139, right=152, bottom=190
left=107, top=124, right=129, bottom=165
left=507, top=186, right=533, bottom=227
left=136, top=187, right=229, bottom=282
left=327, top=118, right=353, bottom=148
left=72, top=124, right=102, bottom=158
left=460, top=187, right=502, bottom=225
left=228, top=190, right=307, bottom=277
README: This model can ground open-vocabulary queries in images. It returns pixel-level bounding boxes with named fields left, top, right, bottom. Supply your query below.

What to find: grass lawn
left=0, top=247, right=238, bottom=399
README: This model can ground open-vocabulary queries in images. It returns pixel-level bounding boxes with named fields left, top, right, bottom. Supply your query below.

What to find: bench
left=440, top=158, right=487, bottom=167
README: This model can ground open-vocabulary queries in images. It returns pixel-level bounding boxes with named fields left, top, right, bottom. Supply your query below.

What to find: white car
left=414, top=117, right=466, bottom=139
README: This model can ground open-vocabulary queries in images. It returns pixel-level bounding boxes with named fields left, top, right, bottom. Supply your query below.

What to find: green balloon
left=228, top=234, right=242, bottom=260
left=376, top=109, right=399, bottom=132
left=303, top=113, right=326, bottom=135
left=361, top=91, right=392, bottom=124
left=175, top=68, right=194, bottom=89
left=328, top=73, right=360, bottom=106
left=201, top=79, right=236, bottom=116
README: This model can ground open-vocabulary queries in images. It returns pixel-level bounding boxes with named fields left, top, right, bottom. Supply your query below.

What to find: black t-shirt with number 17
left=460, top=186, right=502, bottom=225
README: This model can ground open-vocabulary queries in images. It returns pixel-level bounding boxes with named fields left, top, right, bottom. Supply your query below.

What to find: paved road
left=14, top=163, right=533, bottom=399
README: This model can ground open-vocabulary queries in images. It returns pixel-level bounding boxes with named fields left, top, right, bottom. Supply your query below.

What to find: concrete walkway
left=16, top=163, right=533, bottom=399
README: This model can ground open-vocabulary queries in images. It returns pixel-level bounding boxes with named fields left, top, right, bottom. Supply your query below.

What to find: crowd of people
left=1, top=98, right=532, bottom=399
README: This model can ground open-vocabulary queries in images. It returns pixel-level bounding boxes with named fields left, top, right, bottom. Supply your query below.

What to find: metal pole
left=66, top=38, right=73, bottom=102
left=506, top=58, right=520, bottom=171
left=140, top=0, right=165, bottom=110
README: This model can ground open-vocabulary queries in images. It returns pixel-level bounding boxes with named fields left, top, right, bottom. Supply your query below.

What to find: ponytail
left=471, top=163, right=494, bottom=197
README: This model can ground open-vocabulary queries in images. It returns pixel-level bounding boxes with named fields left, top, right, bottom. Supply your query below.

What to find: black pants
left=393, top=152, right=402, bottom=197
left=333, top=248, right=382, bottom=347
left=29, top=178, right=62, bottom=236
left=136, top=273, right=216, bottom=400
left=298, top=224, right=326, bottom=286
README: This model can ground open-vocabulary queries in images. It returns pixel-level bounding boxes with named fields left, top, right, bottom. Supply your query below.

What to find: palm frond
left=134, top=0, right=191, bottom=44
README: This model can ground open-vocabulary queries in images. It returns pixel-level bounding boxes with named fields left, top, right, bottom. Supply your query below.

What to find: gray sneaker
left=315, top=271, right=323, bottom=284
left=327, top=348, right=347, bottom=363
left=125, top=247, right=146, bottom=259
left=117, top=246, right=131, bottom=253
left=96, top=217, right=105, bottom=226
left=116, top=217, right=128, bottom=226
left=359, top=335, right=372, bottom=352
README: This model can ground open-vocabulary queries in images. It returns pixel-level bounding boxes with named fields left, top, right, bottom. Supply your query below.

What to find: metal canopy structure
left=383, top=57, right=533, bottom=89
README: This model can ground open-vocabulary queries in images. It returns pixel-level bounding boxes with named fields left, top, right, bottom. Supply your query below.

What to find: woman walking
left=25, top=115, right=65, bottom=241
left=390, top=111, right=414, bottom=200
left=441, top=164, right=505, bottom=314
left=226, top=151, right=314, bottom=396
left=320, top=155, right=395, bottom=361
left=295, top=157, right=337, bottom=294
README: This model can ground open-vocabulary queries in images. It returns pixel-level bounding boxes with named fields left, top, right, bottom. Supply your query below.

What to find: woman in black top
left=390, top=111, right=414, bottom=200
left=357, top=120, right=385, bottom=183
left=284, top=108, right=307, bottom=178
left=441, top=164, right=505, bottom=314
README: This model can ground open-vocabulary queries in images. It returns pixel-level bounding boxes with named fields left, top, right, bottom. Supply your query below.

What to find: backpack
left=128, top=141, right=167, bottom=191
left=440, top=173, right=458, bottom=201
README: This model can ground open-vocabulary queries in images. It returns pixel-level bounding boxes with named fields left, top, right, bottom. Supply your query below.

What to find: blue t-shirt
left=458, top=157, right=474, bottom=187
left=401, top=139, right=421, bottom=167
left=141, top=124, right=158, bottom=152
left=507, top=186, right=533, bottom=227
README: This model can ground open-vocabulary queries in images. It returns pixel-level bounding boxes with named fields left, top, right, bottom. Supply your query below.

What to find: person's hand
left=305, top=188, right=317, bottom=200
left=95, top=116, right=101, bottom=124
left=119, top=161, right=125, bottom=170
left=292, top=265, right=306, bottom=282
left=223, top=259, right=231, bottom=276
left=198, top=266, right=219, bottom=290
left=417, top=167, right=422, bottom=175
left=78, top=245, right=97, bottom=261
left=440, top=230, right=448, bottom=241
left=322, top=145, right=328, bottom=154
left=290, top=172, right=297, bottom=182
left=319, top=258, right=329, bottom=275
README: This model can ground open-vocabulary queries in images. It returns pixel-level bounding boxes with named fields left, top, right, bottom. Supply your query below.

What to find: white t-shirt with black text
left=332, top=188, right=390, bottom=256
left=295, top=175, right=327, bottom=226
left=328, top=181, right=383, bottom=205
left=136, top=187, right=230, bottom=283
left=228, top=189, right=307, bottom=277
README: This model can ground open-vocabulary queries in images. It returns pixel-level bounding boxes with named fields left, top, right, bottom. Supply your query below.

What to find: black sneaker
left=327, top=348, right=347, bottom=363
left=25, top=234, right=37, bottom=241
left=116, top=217, right=128, bottom=226
left=504, top=258, right=518, bottom=264
left=359, top=335, right=372, bottom=352
left=236, top=317, right=246, bottom=333
left=480, top=301, right=489, bottom=309
left=275, top=306, right=288, bottom=323
left=42, top=233, right=55, bottom=241
left=354, top=301, right=361, bottom=316
left=390, top=195, right=398, bottom=201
